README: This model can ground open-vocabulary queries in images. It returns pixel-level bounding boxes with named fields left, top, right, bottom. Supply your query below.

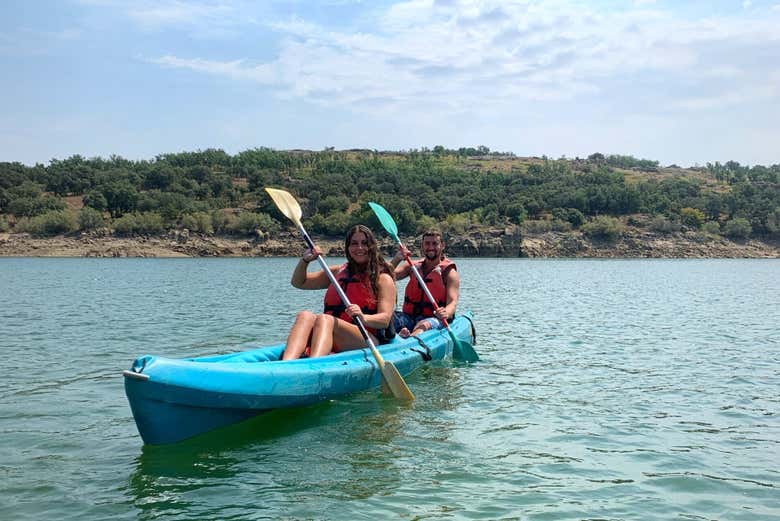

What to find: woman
left=282, top=224, right=396, bottom=360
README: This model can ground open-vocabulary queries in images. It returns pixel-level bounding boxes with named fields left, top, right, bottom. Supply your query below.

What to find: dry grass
left=64, top=195, right=85, bottom=210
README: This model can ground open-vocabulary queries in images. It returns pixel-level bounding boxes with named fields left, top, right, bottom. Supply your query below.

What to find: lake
left=1, top=258, right=778, bottom=520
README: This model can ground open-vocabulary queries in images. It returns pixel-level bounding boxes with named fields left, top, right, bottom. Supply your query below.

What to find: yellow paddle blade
left=265, top=187, right=302, bottom=226
left=380, top=361, right=416, bottom=401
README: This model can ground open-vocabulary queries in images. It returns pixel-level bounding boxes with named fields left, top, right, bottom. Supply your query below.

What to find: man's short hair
left=421, top=229, right=443, bottom=241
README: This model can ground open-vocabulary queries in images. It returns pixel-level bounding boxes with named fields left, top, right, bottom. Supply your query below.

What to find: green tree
left=6, top=182, right=66, bottom=216
left=552, top=207, right=585, bottom=228
left=78, top=207, right=105, bottom=230
left=701, top=221, right=721, bottom=235
left=723, top=217, right=751, bottom=239
left=317, top=194, right=350, bottom=215
left=83, top=190, right=108, bottom=212
left=680, top=207, right=705, bottom=229
left=101, top=182, right=139, bottom=217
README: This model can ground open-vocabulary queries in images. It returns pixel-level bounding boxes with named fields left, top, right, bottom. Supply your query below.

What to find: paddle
left=265, top=187, right=415, bottom=401
left=368, top=202, right=479, bottom=362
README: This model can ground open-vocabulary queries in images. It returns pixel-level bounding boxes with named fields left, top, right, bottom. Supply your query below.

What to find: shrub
left=14, top=216, right=32, bottom=233
left=505, top=203, right=527, bottom=225
left=136, top=212, right=164, bottom=235
left=0, top=215, right=8, bottom=232
left=78, top=207, right=105, bottom=231
left=551, top=219, right=572, bottom=232
left=17, top=210, right=77, bottom=236
left=317, top=194, right=350, bottom=214
left=680, top=207, right=705, bottom=229
left=701, top=221, right=721, bottom=235
left=582, top=216, right=625, bottom=240
left=155, top=191, right=195, bottom=221
left=521, top=220, right=553, bottom=234
left=113, top=212, right=164, bottom=236
left=552, top=207, right=585, bottom=228
left=211, top=209, right=233, bottom=234
left=415, top=215, right=438, bottom=234
left=8, top=195, right=66, bottom=217
left=767, top=208, right=780, bottom=238
left=112, top=214, right=134, bottom=236
left=649, top=215, right=681, bottom=234
left=181, top=212, right=214, bottom=234
left=723, top=217, right=751, bottom=239
left=227, top=212, right=279, bottom=236
left=442, top=213, right=472, bottom=235
left=309, top=212, right=350, bottom=236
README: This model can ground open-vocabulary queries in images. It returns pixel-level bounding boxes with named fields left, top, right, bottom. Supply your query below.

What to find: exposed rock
left=0, top=229, right=777, bottom=258
left=448, top=226, right=522, bottom=256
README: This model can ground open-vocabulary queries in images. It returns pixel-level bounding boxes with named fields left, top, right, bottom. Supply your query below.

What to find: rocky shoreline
left=1, top=227, right=778, bottom=258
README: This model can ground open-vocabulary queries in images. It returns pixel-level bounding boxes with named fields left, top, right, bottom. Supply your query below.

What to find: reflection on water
left=127, top=392, right=431, bottom=518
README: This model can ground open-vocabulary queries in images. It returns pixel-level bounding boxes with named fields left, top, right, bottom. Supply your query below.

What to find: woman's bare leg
left=309, top=314, right=336, bottom=357
left=282, top=310, right=316, bottom=360
left=332, top=320, right=377, bottom=352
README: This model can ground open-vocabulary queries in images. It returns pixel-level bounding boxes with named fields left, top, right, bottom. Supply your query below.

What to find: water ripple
left=1, top=258, right=779, bottom=520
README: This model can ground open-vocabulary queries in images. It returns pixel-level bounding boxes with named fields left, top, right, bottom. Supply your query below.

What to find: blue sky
left=1, top=0, right=779, bottom=167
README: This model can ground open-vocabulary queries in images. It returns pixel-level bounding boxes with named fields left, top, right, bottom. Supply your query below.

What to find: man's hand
left=433, top=307, right=449, bottom=322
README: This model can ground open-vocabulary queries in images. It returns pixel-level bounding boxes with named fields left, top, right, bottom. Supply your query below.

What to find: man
left=391, top=229, right=460, bottom=338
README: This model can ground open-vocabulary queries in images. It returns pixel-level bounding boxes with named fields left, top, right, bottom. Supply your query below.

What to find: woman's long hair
left=344, top=224, right=394, bottom=297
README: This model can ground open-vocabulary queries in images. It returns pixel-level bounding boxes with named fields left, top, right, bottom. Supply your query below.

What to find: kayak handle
left=123, top=370, right=150, bottom=381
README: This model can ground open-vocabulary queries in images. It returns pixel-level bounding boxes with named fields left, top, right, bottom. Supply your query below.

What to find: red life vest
left=402, top=258, right=456, bottom=318
left=323, top=264, right=379, bottom=335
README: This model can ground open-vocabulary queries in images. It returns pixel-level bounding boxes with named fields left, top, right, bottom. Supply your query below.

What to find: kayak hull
left=124, top=312, right=475, bottom=445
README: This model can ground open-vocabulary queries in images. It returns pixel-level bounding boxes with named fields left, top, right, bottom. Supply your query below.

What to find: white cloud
left=672, top=84, right=778, bottom=111
left=126, top=1, right=234, bottom=28
left=151, top=55, right=275, bottom=83
left=77, top=0, right=251, bottom=35
left=145, top=1, right=780, bottom=118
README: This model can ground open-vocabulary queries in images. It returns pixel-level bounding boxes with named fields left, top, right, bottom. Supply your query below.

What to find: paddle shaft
left=296, top=224, right=388, bottom=366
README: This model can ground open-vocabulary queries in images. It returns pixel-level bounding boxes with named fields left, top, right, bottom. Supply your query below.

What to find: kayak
left=123, top=312, right=475, bottom=445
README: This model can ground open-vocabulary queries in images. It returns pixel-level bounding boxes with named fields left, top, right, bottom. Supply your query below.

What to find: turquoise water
left=1, top=258, right=778, bottom=520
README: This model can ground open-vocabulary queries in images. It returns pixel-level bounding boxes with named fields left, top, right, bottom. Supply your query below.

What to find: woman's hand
left=344, top=304, right=364, bottom=322
left=292, top=246, right=327, bottom=289
left=302, top=246, right=322, bottom=263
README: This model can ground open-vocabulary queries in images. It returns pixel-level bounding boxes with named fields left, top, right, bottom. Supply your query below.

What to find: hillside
left=1, top=148, right=778, bottom=257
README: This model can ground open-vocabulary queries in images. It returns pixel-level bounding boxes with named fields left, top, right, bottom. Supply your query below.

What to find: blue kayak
left=123, top=312, right=475, bottom=445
